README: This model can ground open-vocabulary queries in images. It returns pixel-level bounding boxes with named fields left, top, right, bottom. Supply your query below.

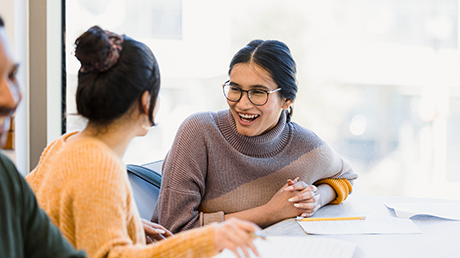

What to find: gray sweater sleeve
left=151, top=113, right=219, bottom=233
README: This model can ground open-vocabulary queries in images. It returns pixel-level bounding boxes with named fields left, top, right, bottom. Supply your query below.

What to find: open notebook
left=213, top=236, right=356, bottom=258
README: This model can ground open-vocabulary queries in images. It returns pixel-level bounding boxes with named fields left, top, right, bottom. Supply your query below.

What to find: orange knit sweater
left=26, top=132, right=218, bottom=258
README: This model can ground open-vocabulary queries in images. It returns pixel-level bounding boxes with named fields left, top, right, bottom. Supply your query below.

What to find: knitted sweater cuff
left=200, top=211, right=225, bottom=226
left=314, top=178, right=352, bottom=204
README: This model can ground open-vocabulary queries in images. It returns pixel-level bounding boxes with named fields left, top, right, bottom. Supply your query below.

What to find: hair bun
left=74, top=26, right=110, bottom=68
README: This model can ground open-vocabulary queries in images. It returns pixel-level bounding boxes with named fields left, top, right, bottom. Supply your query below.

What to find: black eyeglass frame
left=222, top=80, right=282, bottom=106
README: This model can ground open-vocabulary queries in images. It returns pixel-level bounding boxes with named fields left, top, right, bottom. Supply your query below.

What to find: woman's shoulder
left=288, top=122, right=327, bottom=149
left=167, top=111, right=223, bottom=159
left=58, top=138, right=126, bottom=187
left=28, top=135, right=126, bottom=197
left=182, top=111, right=218, bottom=125
left=41, top=136, right=123, bottom=176
left=289, top=122, right=325, bottom=143
left=30, top=132, right=78, bottom=177
left=177, top=111, right=219, bottom=134
left=37, top=132, right=76, bottom=161
left=68, top=137, right=121, bottom=164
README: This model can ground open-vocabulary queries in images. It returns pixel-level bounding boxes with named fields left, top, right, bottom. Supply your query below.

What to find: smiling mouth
left=238, top=112, right=260, bottom=123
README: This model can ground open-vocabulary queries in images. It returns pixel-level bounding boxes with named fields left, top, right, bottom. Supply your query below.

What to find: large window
left=66, top=0, right=460, bottom=200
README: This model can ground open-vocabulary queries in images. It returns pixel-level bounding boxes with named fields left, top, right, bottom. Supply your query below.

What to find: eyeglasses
left=222, top=81, right=281, bottom=106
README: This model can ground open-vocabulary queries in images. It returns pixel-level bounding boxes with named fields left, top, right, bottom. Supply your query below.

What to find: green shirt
left=0, top=152, right=86, bottom=258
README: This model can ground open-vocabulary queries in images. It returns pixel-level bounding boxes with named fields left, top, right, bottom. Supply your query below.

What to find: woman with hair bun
left=27, top=26, right=260, bottom=258
left=153, top=40, right=359, bottom=233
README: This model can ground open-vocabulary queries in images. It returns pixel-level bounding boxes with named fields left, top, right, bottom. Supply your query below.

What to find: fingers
left=232, top=219, right=261, bottom=257
left=144, top=226, right=167, bottom=241
left=293, top=194, right=321, bottom=209
left=227, top=218, right=261, bottom=257
left=300, top=203, right=321, bottom=217
left=231, top=217, right=262, bottom=232
left=217, top=224, right=251, bottom=257
left=214, top=218, right=261, bottom=257
left=294, top=194, right=321, bottom=218
left=300, top=211, right=317, bottom=217
left=145, top=236, right=154, bottom=245
left=146, top=221, right=173, bottom=237
left=288, top=187, right=318, bottom=202
left=287, top=177, right=299, bottom=186
left=160, top=227, right=173, bottom=238
left=284, top=181, right=312, bottom=192
left=141, top=219, right=173, bottom=241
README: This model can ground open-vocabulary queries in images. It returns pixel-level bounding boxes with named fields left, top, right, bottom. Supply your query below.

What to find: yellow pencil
left=296, top=216, right=366, bottom=222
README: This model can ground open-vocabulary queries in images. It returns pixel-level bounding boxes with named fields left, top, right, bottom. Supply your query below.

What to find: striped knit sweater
left=26, top=132, right=218, bottom=258
left=152, top=110, right=358, bottom=233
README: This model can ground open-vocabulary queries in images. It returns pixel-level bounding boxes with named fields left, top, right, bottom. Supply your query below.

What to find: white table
left=263, top=194, right=460, bottom=258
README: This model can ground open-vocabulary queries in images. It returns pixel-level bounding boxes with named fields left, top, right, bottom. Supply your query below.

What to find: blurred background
left=65, top=0, right=460, bottom=200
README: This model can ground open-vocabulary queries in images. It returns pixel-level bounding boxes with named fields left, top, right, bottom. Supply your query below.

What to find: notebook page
left=213, top=236, right=356, bottom=258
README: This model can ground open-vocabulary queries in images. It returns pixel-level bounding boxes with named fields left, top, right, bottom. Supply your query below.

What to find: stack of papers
left=385, top=203, right=460, bottom=220
left=297, top=217, right=421, bottom=235
left=213, top=236, right=356, bottom=258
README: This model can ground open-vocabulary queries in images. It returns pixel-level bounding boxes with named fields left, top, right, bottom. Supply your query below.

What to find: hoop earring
left=139, top=114, right=151, bottom=131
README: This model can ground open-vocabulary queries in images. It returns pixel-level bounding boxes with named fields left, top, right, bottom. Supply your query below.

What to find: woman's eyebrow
left=250, top=85, right=269, bottom=89
left=230, top=81, right=269, bottom=90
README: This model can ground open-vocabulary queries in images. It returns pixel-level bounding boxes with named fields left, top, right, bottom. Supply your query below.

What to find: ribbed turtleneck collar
left=217, top=109, right=291, bottom=158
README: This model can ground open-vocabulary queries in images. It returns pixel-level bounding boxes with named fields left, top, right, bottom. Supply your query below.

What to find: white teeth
left=239, top=113, right=259, bottom=119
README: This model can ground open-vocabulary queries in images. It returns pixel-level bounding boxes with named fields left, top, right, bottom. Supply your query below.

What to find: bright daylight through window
left=66, top=0, right=460, bottom=200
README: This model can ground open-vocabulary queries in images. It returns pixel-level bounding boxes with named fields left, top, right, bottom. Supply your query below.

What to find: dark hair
left=229, top=39, right=297, bottom=123
left=74, top=26, right=160, bottom=126
left=0, top=16, right=4, bottom=27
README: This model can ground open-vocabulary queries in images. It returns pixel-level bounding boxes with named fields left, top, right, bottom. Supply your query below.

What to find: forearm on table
left=224, top=205, right=279, bottom=229
left=223, top=185, right=338, bottom=227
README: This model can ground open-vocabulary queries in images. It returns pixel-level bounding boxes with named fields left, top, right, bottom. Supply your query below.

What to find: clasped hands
left=285, top=177, right=320, bottom=217
left=266, top=177, right=321, bottom=220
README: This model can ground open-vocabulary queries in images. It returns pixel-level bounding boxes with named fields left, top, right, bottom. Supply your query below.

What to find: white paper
left=297, top=217, right=421, bottom=235
left=213, top=236, right=356, bottom=258
left=385, top=203, right=460, bottom=220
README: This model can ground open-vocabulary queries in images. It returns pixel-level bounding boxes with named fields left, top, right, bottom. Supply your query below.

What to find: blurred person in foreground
left=26, top=25, right=260, bottom=258
left=0, top=16, right=86, bottom=258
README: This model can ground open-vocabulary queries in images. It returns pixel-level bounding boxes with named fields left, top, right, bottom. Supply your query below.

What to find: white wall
left=0, top=0, right=63, bottom=174
left=29, top=0, right=63, bottom=171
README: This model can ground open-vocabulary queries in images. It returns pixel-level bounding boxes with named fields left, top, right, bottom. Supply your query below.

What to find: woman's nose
left=236, top=91, right=253, bottom=109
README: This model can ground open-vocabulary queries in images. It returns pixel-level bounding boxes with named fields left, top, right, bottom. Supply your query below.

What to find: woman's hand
left=285, top=179, right=339, bottom=218
left=224, top=179, right=335, bottom=228
left=285, top=181, right=320, bottom=217
left=262, top=181, right=309, bottom=222
left=141, top=218, right=173, bottom=244
left=214, top=218, right=261, bottom=258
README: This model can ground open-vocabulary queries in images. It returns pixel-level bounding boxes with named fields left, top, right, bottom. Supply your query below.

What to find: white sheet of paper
left=213, top=236, right=356, bottom=258
left=297, top=217, right=421, bottom=235
left=385, top=203, right=460, bottom=220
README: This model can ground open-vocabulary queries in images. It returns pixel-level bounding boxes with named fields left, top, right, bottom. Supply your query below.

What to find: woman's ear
left=282, top=99, right=293, bottom=110
left=140, top=91, right=151, bottom=115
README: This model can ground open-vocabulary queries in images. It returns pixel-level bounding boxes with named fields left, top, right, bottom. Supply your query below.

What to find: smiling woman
left=152, top=39, right=358, bottom=233
left=225, top=62, right=289, bottom=137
